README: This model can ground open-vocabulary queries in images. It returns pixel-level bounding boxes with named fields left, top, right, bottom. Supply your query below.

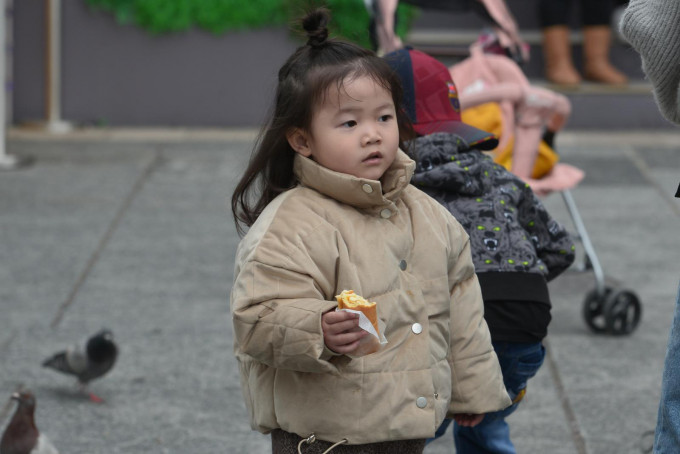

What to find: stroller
left=448, top=32, right=642, bottom=335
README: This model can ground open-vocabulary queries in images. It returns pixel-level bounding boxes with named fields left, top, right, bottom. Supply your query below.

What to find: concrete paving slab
left=0, top=141, right=255, bottom=453
left=535, top=135, right=680, bottom=454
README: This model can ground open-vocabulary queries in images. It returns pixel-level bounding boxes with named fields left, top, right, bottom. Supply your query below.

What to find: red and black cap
left=384, top=47, right=498, bottom=150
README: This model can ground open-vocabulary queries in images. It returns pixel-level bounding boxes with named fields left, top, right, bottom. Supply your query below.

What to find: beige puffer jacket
left=231, top=151, right=511, bottom=445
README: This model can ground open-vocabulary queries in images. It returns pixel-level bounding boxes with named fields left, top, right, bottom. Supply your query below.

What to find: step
left=407, top=1, right=628, bottom=37
left=407, top=29, right=583, bottom=47
left=407, top=38, right=645, bottom=82
left=533, top=81, right=668, bottom=130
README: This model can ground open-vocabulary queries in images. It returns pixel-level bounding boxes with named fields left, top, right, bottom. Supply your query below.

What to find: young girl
left=230, top=9, right=510, bottom=453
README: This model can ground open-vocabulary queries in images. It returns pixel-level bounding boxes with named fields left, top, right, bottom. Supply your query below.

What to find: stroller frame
left=561, top=190, right=642, bottom=335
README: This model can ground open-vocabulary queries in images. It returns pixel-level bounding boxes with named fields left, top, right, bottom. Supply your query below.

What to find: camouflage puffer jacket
left=409, top=132, right=574, bottom=283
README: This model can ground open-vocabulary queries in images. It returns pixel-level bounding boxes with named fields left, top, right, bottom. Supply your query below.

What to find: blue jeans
left=430, top=341, right=546, bottom=454
left=654, top=280, right=680, bottom=453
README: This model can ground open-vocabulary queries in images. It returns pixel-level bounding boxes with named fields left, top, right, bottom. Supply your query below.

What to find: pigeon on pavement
left=42, top=329, right=118, bottom=403
left=0, top=390, right=59, bottom=454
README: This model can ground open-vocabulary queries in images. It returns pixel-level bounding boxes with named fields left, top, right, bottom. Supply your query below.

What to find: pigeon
left=0, top=390, right=59, bottom=454
left=42, top=329, right=118, bottom=403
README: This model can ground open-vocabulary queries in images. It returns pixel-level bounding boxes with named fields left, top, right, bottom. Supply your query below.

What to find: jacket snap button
left=362, top=184, right=373, bottom=193
left=411, top=323, right=422, bottom=334
left=416, top=397, right=427, bottom=408
left=380, top=209, right=391, bottom=219
left=399, top=260, right=407, bottom=270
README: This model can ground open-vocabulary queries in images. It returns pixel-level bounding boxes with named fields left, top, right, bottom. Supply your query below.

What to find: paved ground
left=0, top=128, right=678, bottom=453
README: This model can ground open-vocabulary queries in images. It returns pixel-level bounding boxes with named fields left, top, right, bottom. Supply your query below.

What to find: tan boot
left=542, top=25, right=581, bottom=85
left=582, top=25, right=628, bottom=85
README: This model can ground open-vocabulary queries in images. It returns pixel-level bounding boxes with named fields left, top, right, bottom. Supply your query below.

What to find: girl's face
left=287, top=74, right=400, bottom=181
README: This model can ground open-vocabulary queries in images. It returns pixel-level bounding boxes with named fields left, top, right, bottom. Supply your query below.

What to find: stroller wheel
left=603, top=288, right=642, bottom=335
left=582, top=287, right=611, bottom=334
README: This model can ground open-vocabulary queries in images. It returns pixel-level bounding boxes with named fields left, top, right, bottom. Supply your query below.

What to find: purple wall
left=13, top=1, right=299, bottom=127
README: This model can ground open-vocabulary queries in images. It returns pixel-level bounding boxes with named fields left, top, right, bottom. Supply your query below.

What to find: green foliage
left=85, top=0, right=288, bottom=34
left=84, top=0, right=418, bottom=49
left=394, top=3, right=417, bottom=42
left=310, top=0, right=373, bottom=47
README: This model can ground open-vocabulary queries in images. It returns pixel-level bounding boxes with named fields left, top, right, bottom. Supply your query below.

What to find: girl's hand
left=322, top=310, right=368, bottom=354
left=453, top=413, right=484, bottom=427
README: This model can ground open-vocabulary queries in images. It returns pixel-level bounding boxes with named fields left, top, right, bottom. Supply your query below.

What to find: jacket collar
left=293, top=150, right=415, bottom=214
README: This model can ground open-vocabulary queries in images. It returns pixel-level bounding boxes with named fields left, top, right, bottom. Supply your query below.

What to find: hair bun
left=302, top=8, right=330, bottom=48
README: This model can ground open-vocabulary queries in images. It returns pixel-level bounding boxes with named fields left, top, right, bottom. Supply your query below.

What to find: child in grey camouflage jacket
left=385, top=47, right=575, bottom=454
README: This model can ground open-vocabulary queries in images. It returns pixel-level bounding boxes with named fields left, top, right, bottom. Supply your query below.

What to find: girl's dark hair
left=231, top=7, right=414, bottom=235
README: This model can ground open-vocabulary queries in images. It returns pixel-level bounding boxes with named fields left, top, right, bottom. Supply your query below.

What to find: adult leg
left=453, top=342, right=546, bottom=454
left=580, top=0, right=628, bottom=84
left=374, top=0, right=402, bottom=55
left=539, top=0, right=581, bottom=85
left=654, top=281, right=680, bottom=453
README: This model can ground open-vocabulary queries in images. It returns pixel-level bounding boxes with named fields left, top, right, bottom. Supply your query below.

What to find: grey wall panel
left=13, top=0, right=46, bottom=124
left=15, top=1, right=299, bottom=127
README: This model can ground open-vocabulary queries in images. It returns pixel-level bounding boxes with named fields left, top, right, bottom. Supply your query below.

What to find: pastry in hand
left=336, top=290, right=380, bottom=336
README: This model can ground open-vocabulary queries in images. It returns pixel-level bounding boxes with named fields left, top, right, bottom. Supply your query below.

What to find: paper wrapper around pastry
left=335, top=290, right=388, bottom=357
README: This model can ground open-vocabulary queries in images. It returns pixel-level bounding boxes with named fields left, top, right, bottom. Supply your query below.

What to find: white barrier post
left=0, top=0, right=27, bottom=170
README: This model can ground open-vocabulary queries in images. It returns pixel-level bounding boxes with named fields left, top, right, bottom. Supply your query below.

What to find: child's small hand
left=322, top=310, right=368, bottom=354
left=452, top=413, right=484, bottom=427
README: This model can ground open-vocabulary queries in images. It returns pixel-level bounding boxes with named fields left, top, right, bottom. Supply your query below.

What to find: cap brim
left=413, top=121, right=499, bottom=151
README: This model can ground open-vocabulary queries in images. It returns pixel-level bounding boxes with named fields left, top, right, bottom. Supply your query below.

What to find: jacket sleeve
left=445, top=217, right=512, bottom=414
left=517, top=181, right=575, bottom=281
left=620, top=0, right=680, bottom=125
left=230, top=226, right=341, bottom=375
